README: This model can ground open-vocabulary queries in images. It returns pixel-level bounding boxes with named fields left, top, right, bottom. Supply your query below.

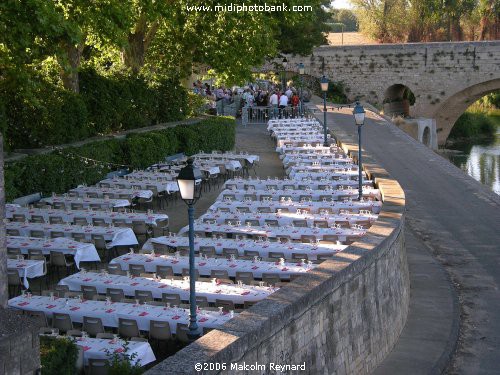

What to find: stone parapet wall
left=0, top=310, right=41, bottom=375
left=146, top=125, right=408, bottom=374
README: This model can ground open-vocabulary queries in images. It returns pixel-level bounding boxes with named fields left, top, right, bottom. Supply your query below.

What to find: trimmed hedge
left=5, top=117, right=236, bottom=201
left=40, top=336, right=78, bottom=375
left=2, top=68, right=189, bottom=150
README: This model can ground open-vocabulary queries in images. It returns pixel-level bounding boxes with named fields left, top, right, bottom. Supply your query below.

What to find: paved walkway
left=310, top=97, right=500, bottom=374
left=163, top=121, right=284, bottom=233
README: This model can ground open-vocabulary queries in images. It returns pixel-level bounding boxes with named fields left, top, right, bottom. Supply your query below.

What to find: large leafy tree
left=52, top=0, right=132, bottom=92
left=135, top=0, right=331, bottom=83
left=0, top=0, right=70, bottom=86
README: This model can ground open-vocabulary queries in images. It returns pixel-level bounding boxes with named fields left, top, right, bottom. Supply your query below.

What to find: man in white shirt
left=269, top=91, right=279, bottom=119
left=285, top=87, right=293, bottom=99
left=279, top=92, right=288, bottom=118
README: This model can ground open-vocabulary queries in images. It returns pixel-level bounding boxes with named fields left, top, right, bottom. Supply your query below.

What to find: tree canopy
left=1, top=0, right=332, bottom=90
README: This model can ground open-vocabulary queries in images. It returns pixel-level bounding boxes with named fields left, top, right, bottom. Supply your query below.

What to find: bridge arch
left=383, top=84, right=416, bottom=117
left=432, top=78, right=500, bottom=145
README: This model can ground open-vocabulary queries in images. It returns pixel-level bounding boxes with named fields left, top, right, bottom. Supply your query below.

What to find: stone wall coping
left=146, top=119, right=406, bottom=375
left=4, top=117, right=207, bottom=164
left=311, top=40, right=500, bottom=53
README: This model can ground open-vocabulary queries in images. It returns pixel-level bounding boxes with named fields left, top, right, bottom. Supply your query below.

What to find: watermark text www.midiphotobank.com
left=186, top=3, right=313, bottom=12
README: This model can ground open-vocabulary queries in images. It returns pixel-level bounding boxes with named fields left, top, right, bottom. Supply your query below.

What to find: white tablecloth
left=224, top=178, right=372, bottom=191
left=60, top=272, right=275, bottom=304
left=276, top=136, right=331, bottom=147
left=127, top=170, right=176, bottom=181
left=70, top=186, right=153, bottom=200
left=9, top=295, right=234, bottom=333
left=180, top=223, right=365, bottom=242
left=218, top=187, right=381, bottom=202
left=209, top=199, right=382, bottom=215
left=288, top=170, right=362, bottom=180
left=275, top=145, right=339, bottom=153
left=7, top=259, right=45, bottom=288
left=71, top=336, right=155, bottom=366
left=99, top=178, right=179, bottom=194
left=41, top=196, right=130, bottom=209
left=282, top=155, right=353, bottom=166
left=199, top=211, right=376, bottom=227
left=193, top=153, right=259, bottom=163
left=6, top=223, right=138, bottom=248
left=112, top=252, right=315, bottom=278
left=6, top=236, right=100, bottom=268
left=6, top=205, right=168, bottom=227
left=145, top=236, right=345, bottom=259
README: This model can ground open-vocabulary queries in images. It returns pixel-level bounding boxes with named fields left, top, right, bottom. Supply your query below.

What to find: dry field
left=326, top=32, right=378, bottom=46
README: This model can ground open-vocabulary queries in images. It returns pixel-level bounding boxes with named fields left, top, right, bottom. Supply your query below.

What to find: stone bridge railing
left=146, top=128, right=408, bottom=375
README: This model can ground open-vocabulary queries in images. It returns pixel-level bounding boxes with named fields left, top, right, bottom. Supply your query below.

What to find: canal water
left=440, top=128, right=500, bottom=195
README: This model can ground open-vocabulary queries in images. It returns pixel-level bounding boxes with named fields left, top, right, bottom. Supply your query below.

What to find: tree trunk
left=0, top=133, right=7, bottom=308
left=122, top=17, right=159, bottom=74
left=59, top=41, right=83, bottom=93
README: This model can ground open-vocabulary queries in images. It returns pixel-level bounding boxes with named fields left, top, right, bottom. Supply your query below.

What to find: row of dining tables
left=7, top=116, right=380, bottom=366
left=7, top=151, right=263, bottom=368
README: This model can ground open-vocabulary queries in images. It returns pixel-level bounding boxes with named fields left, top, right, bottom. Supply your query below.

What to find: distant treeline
left=327, top=9, right=359, bottom=32
left=351, top=0, right=499, bottom=43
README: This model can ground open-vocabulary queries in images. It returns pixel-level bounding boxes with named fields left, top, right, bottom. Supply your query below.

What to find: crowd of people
left=192, top=80, right=303, bottom=118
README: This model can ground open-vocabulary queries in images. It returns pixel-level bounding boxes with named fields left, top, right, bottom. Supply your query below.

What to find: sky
left=331, top=0, right=353, bottom=9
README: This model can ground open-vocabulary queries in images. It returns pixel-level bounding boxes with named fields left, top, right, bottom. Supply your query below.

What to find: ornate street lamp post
left=298, top=63, right=305, bottom=116
left=353, top=102, right=366, bottom=200
left=281, top=58, right=288, bottom=91
left=320, top=76, right=329, bottom=146
left=176, top=159, right=202, bottom=340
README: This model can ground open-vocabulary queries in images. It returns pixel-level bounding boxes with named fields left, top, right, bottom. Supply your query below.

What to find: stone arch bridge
left=261, top=41, right=500, bottom=146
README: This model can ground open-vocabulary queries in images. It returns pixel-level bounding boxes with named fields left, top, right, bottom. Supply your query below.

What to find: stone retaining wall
left=146, top=127, right=408, bottom=375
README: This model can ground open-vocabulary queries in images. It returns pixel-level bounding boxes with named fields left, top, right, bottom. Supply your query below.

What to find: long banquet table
left=9, top=295, right=234, bottom=333
left=60, top=272, right=275, bottom=304
left=111, top=252, right=314, bottom=278
left=69, top=186, right=153, bottom=200
left=6, top=236, right=100, bottom=268
left=198, top=211, right=376, bottom=227
left=6, top=205, right=168, bottom=226
left=6, top=222, right=138, bottom=248
left=41, top=196, right=130, bottom=209
left=223, top=178, right=373, bottom=191
left=64, top=336, right=156, bottom=366
left=209, top=199, right=382, bottom=215
left=180, top=223, right=365, bottom=242
left=219, top=187, right=381, bottom=201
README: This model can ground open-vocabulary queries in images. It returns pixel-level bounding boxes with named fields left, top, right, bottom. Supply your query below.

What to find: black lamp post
left=353, top=102, right=366, bottom=200
left=282, top=58, right=288, bottom=91
left=176, top=158, right=202, bottom=340
left=298, top=63, right=305, bottom=116
left=320, top=76, right=329, bottom=146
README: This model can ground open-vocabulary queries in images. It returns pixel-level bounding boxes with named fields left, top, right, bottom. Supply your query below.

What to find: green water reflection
left=442, top=130, right=500, bottom=195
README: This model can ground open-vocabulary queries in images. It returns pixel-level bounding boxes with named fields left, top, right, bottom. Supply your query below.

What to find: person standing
left=269, top=90, right=279, bottom=119
left=291, top=92, right=300, bottom=118
left=279, top=91, right=288, bottom=119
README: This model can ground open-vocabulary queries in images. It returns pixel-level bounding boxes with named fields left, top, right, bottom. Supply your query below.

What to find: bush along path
left=5, top=117, right=236, bottom=202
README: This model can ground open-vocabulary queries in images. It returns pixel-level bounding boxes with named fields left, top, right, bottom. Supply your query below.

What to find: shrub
left=448, top=111, right=497, bottom=140
left=3, top=82, right=89, bottom=150
left=2, top=68, right=189, bottom=150
left=5, top=117, right=237, bottom=201
left=40, top=336, right=78, bottom=375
